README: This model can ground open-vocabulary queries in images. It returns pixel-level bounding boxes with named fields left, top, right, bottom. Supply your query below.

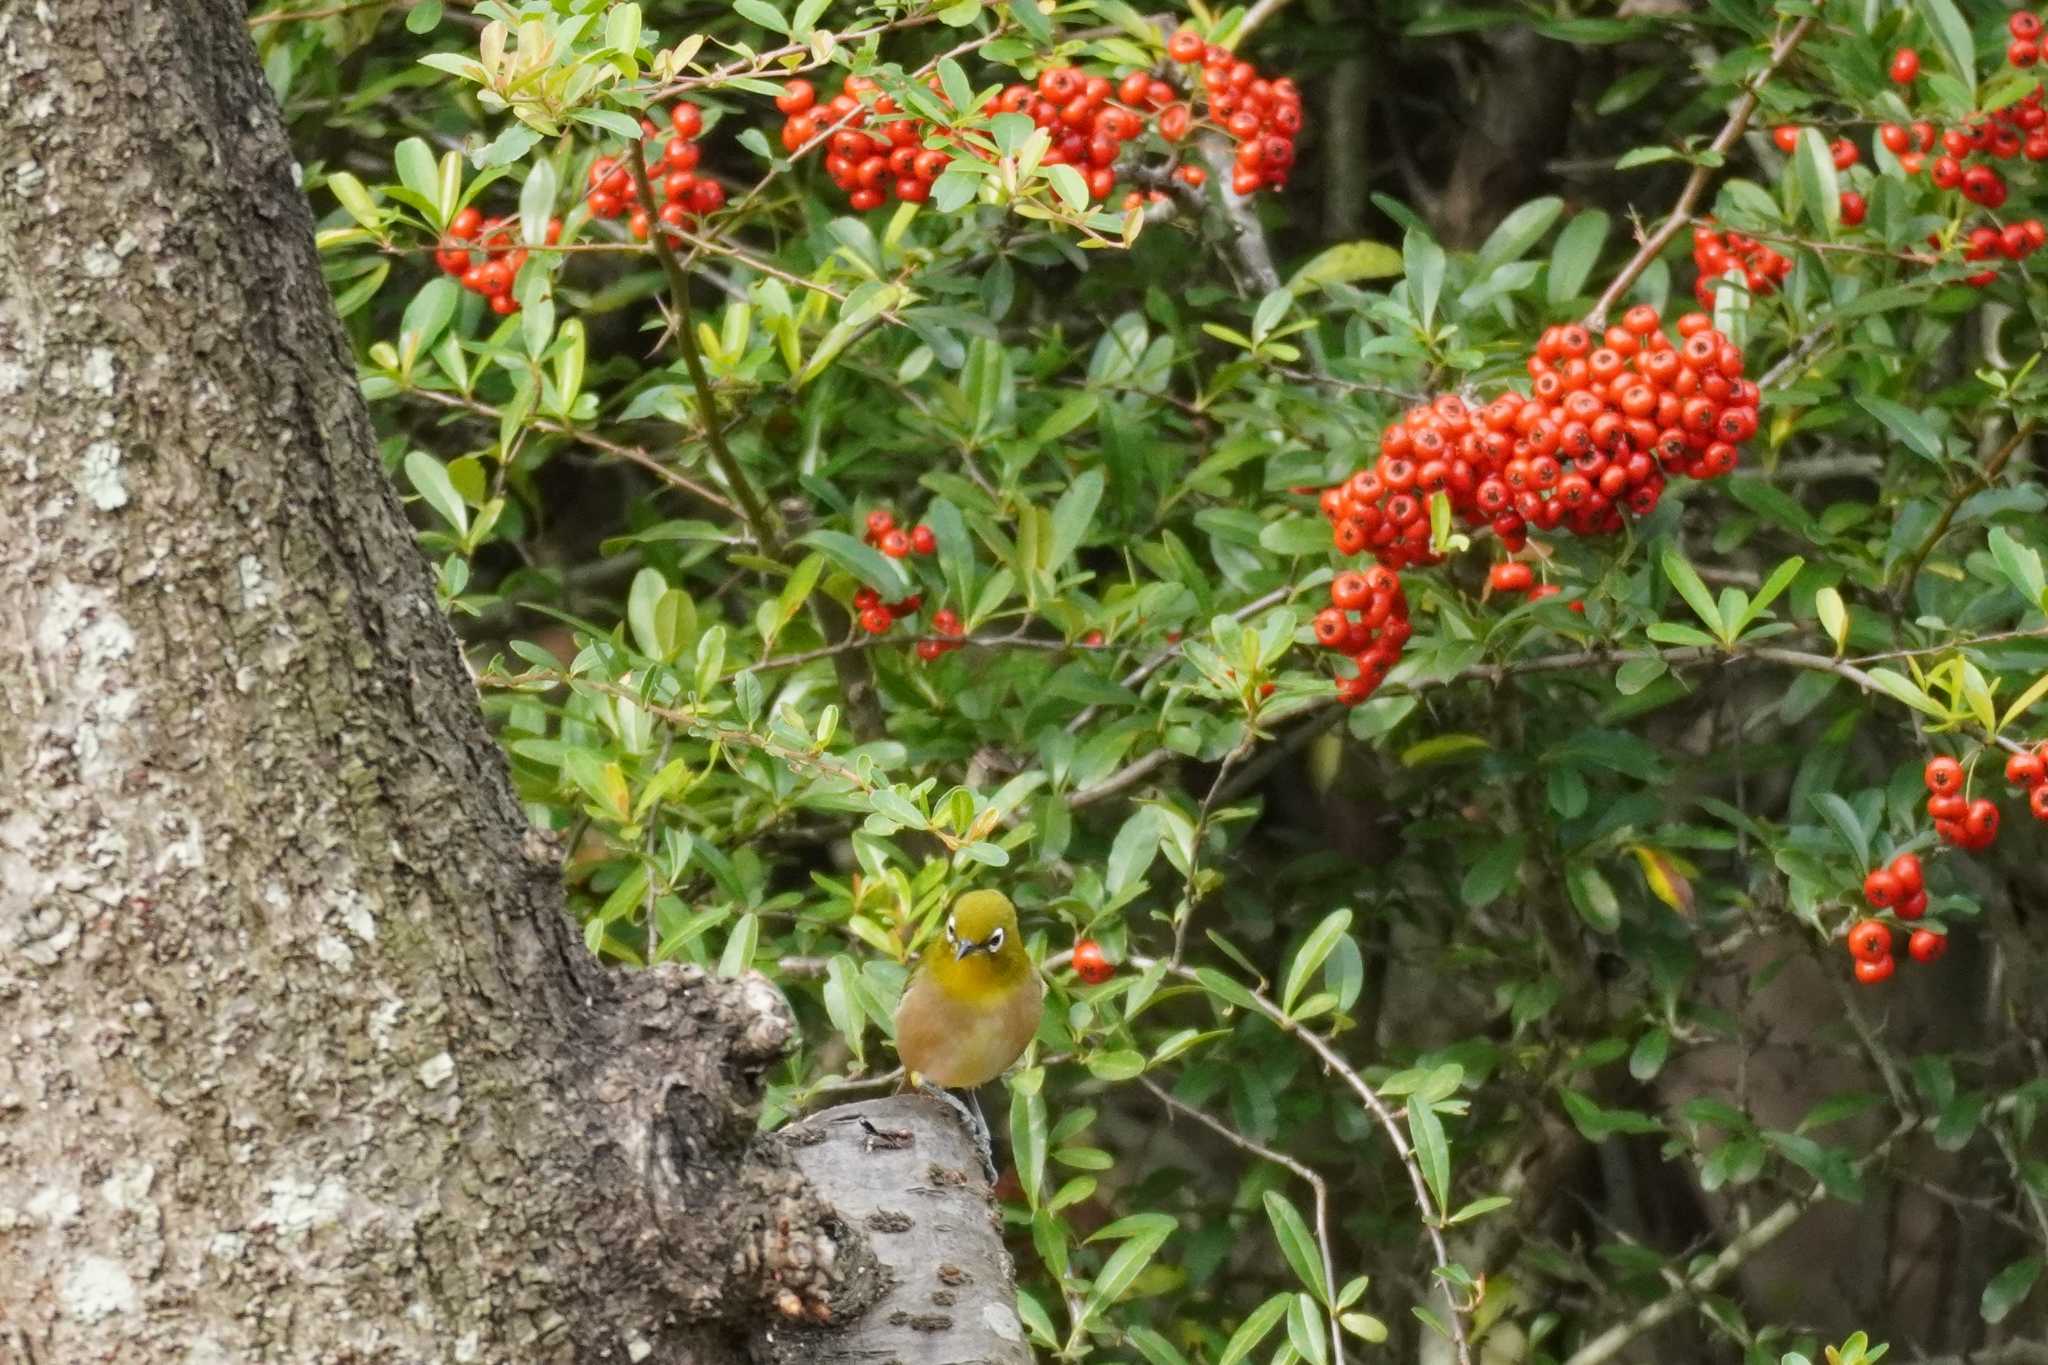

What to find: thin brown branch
left=1141, top=1077, right=1345, bottom=1365
left=1585, top=14, right=1817, bottom=327
left=628, top=143, right=780, bottom=556
left=1122, top=955, right=1475, bottom=1365
left=1894, top=419, right=2040, bottom=609
left=400, top=385, right=738, bottom=515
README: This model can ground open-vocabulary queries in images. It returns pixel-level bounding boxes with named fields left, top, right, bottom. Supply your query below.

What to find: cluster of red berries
left=1923, top=755, right=2003, bottom=850
left=582, top=101, right=726, bottom=240
left=2002, top=743, right=2048, bottom=821
left=852, top=585, right=922, bottom=636
left=1486, top=560, right=1581, bottom=610
left=1309, top=567, right=1413, bottom=705
left=434, top=206, right=560, bottom=316
left=1847, top=851, right=1943, bottom=984
left=1072, top=937, right=1114, bottom=984
left=1310, top=305, right=1755, bottom=704
left=1167, top=29, right=1304, bottom=196
left=996, top=66, right=1178, bottom=203
left=1690, top=223, right=1792, bottom=306
left=1770, top=22, right=2048, bottom=291
left=776, top=75, right=953, bottom=211
left=863, top=507, right=937, bottom=560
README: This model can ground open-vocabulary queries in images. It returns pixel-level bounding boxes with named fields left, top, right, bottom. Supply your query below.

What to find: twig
left=1893, top=419, right=2040, bottom=609
left=1564, top=1120, right=1914, bottom=1365
left=401, top=385, right=737, bottom=515
left=1141, top=1078, right=1345, bottom=1365
left=1231, top=0, right=1296, bottom=46
left=628, top=144, right=781, bottom=556
left=1584, top=14, right=1817, bottom=328
left=1124, top=954, right=1472, bottom=1365
left=1066, top=585, right=1297, bottom=736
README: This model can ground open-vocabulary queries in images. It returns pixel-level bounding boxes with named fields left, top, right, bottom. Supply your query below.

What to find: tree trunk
left=0, top=5, right=1015, bottom=1362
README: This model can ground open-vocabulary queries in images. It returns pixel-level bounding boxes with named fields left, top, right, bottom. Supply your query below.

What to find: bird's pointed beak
left=954, top=937, right=977, bottom=960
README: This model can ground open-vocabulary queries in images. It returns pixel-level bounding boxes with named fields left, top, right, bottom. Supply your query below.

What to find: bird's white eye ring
left=986, top=927, right=1004, bottom=952
left=945, top=916, right=957, bottom=942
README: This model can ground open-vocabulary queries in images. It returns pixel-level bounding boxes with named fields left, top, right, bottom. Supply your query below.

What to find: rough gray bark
left=0, top=4, right=1014, bottom=1362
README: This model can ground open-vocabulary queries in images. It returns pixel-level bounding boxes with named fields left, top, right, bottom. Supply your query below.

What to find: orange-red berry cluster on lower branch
left=435, top=206, right=560, bottom=316
left=1169, top=31, right=1304, bottom=195
left=1311, top=306, right=1756, bottom=703
left=1309, top=567, right=1412, bottom=706
left=1690, top=223, right=1791, bottom=306
left=583, top=101, right=726, bottom=238
left=1848, top=853, right=1941, bottom=985
left=779, top=75, right=956, bottom=211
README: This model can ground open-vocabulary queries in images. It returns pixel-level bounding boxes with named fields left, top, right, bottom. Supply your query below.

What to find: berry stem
left=1584, top=14, right=1817, bottom=328
left=627, top=142, right=781, bottom=558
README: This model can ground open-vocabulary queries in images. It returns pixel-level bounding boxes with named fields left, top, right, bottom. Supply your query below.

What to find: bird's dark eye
left=987, top=928, right=1004, bottom=952
left=945, top=917, right=957, bottom=941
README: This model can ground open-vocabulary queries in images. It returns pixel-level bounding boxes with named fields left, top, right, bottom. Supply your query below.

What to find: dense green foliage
left=272, top=0, right=2048, bottom=1360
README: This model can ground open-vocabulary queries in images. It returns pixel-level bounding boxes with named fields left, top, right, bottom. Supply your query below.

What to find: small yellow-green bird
left=894, top=889, right=1044, bottom=1089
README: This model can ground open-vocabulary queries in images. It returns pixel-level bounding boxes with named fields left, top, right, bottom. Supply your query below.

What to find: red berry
left=1168, top=28, right=1205, bottom=63
left=1965, top=798, right=2001, bottom=844
left=776, top=80, right=816, bottom=115
left=1176, top=163, right=1207, bottom=188
left=1898, top=890, right=1929, bottom=921
left=859, top=605, right=893, bottom=634
left=879, top=528, right=912, bottom=558
left=1847, top=918, right=1893, bottom=963
left=1861, top=868, right=1902, bottom=909
left=1880, top=123, right=1911, bottom=154
left=1488, top=562, right=1534, bottom=593
left=1838, top=191, right=1867, bottom=226
left=1924, top=756, right=1963, bottom=792
left=866, top=508, right=896, bottom=539
left=1855, top=954, right=1896, bottom=984
left=670, top=102, right=703, bottom=139
left=910, top=524, right=937, bottom=556
left=1890, top=47, right=1920, bottom=84
left=1072, top=938, right=1114, bottom=984
left=1772, top=124, right=1801, bottom=153
left=1908, top=928, right=1947, bottom=964
left=1889, top=852, right=1924, bottom=895
left=1083, top=629, right=1105, bottom=647
left=915, top=638, right=944, bottom=662
left=2005, top=750, right=2046, bottom=788
left=1831, top=137, right=1859, bottom=169
left=2034, top=784, right=2048, bottom=821
left=1330, top=571, right=1371, bottom=611
left=2011, top=38, right=2040, bottom=67
left=2014, top=11, right=2044, bottom=40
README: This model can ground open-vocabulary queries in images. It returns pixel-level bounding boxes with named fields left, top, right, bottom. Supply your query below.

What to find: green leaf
left=1282, top=910, right=1352, bottom=1015
left=733, top=0, right=788, bottom=32
left=1791, top=128, right=1840, bottom=232
left=1045, top=163, right=1090, bottom=212
left=1560, top=1089, right=1664, bottom=1141
left=327, top=172, right=382, bottom=230
left=1924, top=0, right=1977, bottom=92
left=1734, top=556, right=1804, bottom=636
left=1287, top=1293, right=1329, bottom=1365
left=1811, top=792, right=1870, bottom=868
left=1459, top=836, right=1525, bottom=908
left=405, top=0, right=442, bottom=32
left=1448, top=1195, right=1511, bottom=1224
left=1476, top=196, right=1563, bottom=269
left=1866, top=667, right=1950, bottom=719
left=1815, top=586, right=1848, bottom=653
left=1981, top=1256, right=2041, bottom=1323
left=1217, top=1293, right=1291, bottom=1365
left=1263, top=1190, right=1328, bottom=1301
left=1009, top=1073, right=1047, bottom=1207
left=1047, top=468, right=1103, bottom=572
left=1629, top=1027, right=1670, bottom=1081
left=1106, top=805, right=1165, bottom=896
left=1547, top=210, right=1609, bottom=305
left=398, top=277, right=458, bottom=372
left=519, top=159, right=558, bottom=248
left=1408, top=1104, right=1451, bottom=1214
left=1660, top=543, right=1726, bottom=640
left=796, top=529, right=912, bottom=597
left=1289, top=240, right=1404, bottom=291
left=1857, top=395, right=1944, bottom=463
left=404, top=450, right=468, bottom=535
left=1566, top=861, right=1621, bottom=933
left=1009, top=0, right=1051, bottom=44
left=393, top=138, right=442, bottom=224
left=1403, top=228, right=1446, bottom=328
left=1989, top=527, right=2047, bottom=605
left=1080, top=1215, right=1174, bottom=1322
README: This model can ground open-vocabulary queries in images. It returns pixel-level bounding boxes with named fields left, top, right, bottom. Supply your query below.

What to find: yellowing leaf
left=1628, top=844, right=1696, bottom=916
